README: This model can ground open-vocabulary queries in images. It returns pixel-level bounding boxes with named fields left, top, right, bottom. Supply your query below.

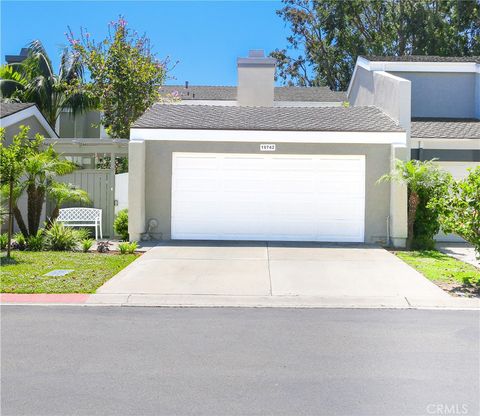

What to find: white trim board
left=177, top=100, right=344, bottom=108
left=130, top=128, right=407, bottom=145
left=0, top=105, right=58, bottom=138
left=348, top=56, right=480, bottom=97
left=356, top=56, right=480, bottom=74
left=411, top=138, right=480, bottom=150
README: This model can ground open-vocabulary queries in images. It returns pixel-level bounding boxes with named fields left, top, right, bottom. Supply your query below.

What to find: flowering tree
left=68, top=17, right=169, bottom=139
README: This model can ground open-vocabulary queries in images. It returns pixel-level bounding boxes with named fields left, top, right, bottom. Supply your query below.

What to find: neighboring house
left=0, top=102, right=58, bottom=144
left=348, top=55, right=480, bottom=241
left=0, top=101, right=128, bottom=237
left=1, top=103, right=58, bottom=233
left=5, top=47, right=29, bottom=64
left=128, top=50, right=408, bottom=246
left=56, top=109, right=107, bottom=140
left=3, top=48, right=106, bottom=141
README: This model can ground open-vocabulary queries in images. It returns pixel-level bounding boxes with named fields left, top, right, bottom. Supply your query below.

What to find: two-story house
left=348, top=55, right=479, bottom=241
left=348, top=55, right=479, bottom=177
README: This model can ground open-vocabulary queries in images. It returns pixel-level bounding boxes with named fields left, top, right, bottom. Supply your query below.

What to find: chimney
left=237, top=50, right=276, bottom=106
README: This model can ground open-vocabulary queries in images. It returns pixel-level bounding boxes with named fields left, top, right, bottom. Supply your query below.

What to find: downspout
left=386, top=215, right=390, bottom=246
left=418, top=140, right=424, bottom=161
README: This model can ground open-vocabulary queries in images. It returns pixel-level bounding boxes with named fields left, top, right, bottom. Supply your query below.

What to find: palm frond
left=1, top=40, right=95, bottom=126
left=26, top=40, right=54, bottom=79
left=48, top=181, right=91, bottom=206
left=0, top=79, right=26, bottom=99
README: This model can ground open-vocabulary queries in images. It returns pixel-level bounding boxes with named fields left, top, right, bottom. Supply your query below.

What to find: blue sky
left=1, top=0, right=289, bottom=85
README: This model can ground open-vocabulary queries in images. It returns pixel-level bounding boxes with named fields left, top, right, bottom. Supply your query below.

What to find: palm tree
left=379, top=159, right=450, bottom=250
left=0, top=40, right=97, bottom=128
left=48, top=182, right=91, bottom=223
left=1, top=126, right=90, bottom=237
left=22, top=145, right=79, bottom=235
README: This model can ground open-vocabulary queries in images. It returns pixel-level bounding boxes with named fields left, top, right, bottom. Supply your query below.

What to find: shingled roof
left=363, top=55, right=480, bottom=64
left=0, top=102, right=35, bottom=118
left=133, top=104, right=403, bottom=132
left=159, top=85, right=347, bottom=102
left=411, top=118, right=480, bottom=139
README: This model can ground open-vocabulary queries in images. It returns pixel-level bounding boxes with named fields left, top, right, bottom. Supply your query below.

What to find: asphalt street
left=2, top=306, right=479, bottom=416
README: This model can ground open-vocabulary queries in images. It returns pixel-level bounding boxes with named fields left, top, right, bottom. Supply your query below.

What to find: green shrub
left=14, top=232, right=26, bottom=251
left=113, top=209, right=129, bottom=241
left=76, top=228, right=92, bottom=240
left=429, top=166, right=480, bottom=259
left=26, top=230, right=45, bottom=251
left=45, top=221, right=81, bottom=251
left=0, top=233, right=8, bottom=250
left=81, top=239, right=94, bottom=253
left=118, top=242, right=129, bottom=254
left=118, top=241, right=137, bottom=254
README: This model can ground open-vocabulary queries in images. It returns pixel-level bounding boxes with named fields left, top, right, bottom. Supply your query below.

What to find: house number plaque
left=260, top=144, right=276, bottom=151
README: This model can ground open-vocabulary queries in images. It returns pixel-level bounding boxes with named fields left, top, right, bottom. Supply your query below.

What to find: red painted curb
left=0, top=294, right=90, bottom=304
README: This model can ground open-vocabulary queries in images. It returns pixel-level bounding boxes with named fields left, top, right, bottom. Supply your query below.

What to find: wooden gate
left=53, top=169, right=115, bottom=238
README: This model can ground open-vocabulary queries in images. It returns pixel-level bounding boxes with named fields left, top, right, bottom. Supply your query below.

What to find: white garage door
left=171, top=153, right=366, bottom=242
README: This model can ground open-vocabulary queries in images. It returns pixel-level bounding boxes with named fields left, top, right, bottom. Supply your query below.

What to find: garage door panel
left=270, top=157, right=315, bottom=170
left=173, top=179, right=219, bottom=192
left=315, top=182, right=363, bottom=195
left=174, top=169, right=219, bottom=180
left=314, top=158, right=362, bottom=171
left=316, top=203, right=364, bottom=219
left=174, top=156, right=218, bottom=169
left=173, top=190, right=223, bottom=203
left=222, top=156, right=268, bottom=170
left=171, top=153, right=365, bottom=242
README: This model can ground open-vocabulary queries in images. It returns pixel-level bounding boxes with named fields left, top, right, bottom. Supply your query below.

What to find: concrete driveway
left=96, top=242, right=449, bottom=305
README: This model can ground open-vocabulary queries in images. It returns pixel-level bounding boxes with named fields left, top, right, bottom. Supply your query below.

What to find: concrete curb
left=2, top=293, right=479, bottom=310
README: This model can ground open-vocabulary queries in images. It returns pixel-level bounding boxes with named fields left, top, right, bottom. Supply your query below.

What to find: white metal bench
left=57, top=208, right=103, bottom=240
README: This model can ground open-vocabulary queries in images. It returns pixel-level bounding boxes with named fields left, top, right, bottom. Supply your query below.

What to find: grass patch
left=1, top=251, right=138, bottom=294
left=395, top=250, right=480, bottom=289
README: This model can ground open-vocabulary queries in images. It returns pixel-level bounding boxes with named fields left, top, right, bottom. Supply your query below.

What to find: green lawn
left=1, top=251, right=138, bottom=294
left=395, top=250, right=480, bottom=290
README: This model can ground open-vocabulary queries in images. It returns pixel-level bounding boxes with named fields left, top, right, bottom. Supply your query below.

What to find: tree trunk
left=32, top=188, right=45, bottom=235
left=407, top=191, right=420, bottom=250
left=13, top=205, right=28, bottom=238
left=26, top=185, right=45, bottom=236
left=26, top=184, right=37, bottom=236
left=6, top=180, right=14, bottom=258
left=398, top=0, right=406, bottom=55
left=47, top=205, right=60, bottom=228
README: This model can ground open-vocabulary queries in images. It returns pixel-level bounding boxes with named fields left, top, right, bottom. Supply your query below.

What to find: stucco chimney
left=237, top=50, right=276, bottom=106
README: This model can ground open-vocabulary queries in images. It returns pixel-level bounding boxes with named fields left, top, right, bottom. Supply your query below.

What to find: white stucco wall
left=128, top=141, right=146, bottom=241
left=348, top=66, right=411, bottom=132
left=115, top=173, right=129, bottom=214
